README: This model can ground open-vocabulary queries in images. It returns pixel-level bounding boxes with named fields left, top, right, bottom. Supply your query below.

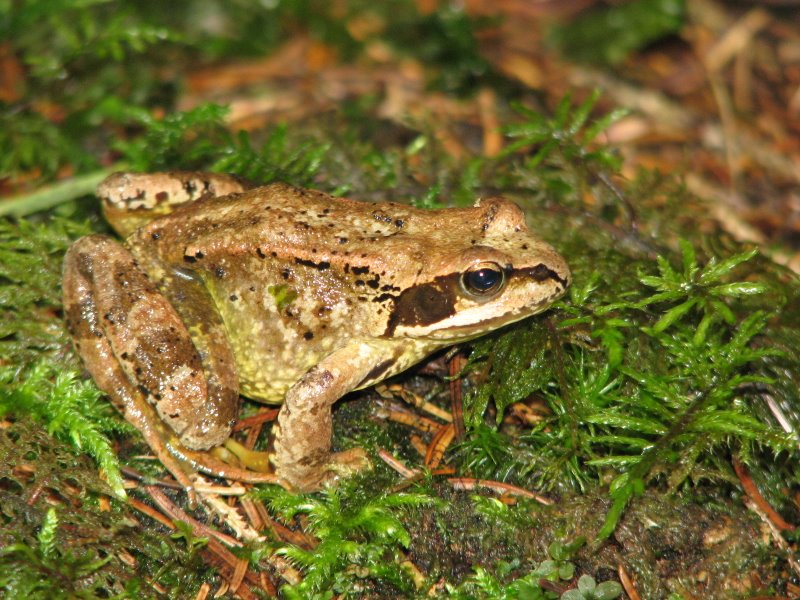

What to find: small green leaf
left=678, top=239, right=696, bottom=276
left=549, top=540, right=567, bottom=560
left=567, top=89, right=600, bottom=136
left=655, top=254, right=678, bottom=282
left=585, top=412, right=667, bottom=435
left=558, top=562, right=575, bottom=580
left=529, top=139, right=559, bottom=169
left=698, top=247, right=758, bottom=283
left=710, top=282, right=768, bottom=297
left=692, top=312, right=715, bottom=346
left=554, top=92, right=574, bottom=125
left=635, top=289, right=682, bottom=307
left=38, top=508, right=59, bottom=559
left=594, top=580, right=623, bottom=600
left=535, top=559, right=558, bottom=578
left=651, top=298, right=699, bottom=332
left=583, top=107, right=629, bottom=143
left=577, top=574, right=596, bottom=593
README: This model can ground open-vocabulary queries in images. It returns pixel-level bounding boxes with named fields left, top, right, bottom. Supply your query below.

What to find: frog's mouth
left=391, top=294, right=562, bottom=341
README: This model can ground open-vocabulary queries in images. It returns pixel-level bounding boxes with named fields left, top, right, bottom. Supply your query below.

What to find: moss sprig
left=0, top=362, right=128, bottom=497
left=255, top=484, right=435, bottom=597
left=0, top=507, right=113, bottom=599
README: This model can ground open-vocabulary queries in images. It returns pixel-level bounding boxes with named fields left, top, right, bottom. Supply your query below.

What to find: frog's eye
left=461, top=262, right=506, bottom=298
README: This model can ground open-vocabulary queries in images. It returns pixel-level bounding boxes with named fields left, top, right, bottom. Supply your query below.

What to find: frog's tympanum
left=63, top=172, right=570, bottom=493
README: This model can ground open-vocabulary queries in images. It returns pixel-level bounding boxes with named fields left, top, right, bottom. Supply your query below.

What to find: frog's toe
left=311, top=448, right=372, bottom=489
left=174, top=442, right=284, bottom=485
left=326, top=447, right=371, bottom=478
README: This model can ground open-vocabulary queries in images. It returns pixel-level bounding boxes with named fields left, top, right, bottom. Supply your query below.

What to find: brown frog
left=63, top=172, right=570, bottom=494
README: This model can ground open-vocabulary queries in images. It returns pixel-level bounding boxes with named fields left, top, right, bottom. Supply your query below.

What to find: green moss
left=0, top=419, right=209, bottom=599
left=551, top=0, right=686, bottom=66
left=255, top=482, right=435, bottom=598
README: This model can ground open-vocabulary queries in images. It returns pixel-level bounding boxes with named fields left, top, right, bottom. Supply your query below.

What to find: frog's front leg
left=271, top=343, right=386, bottom=490
left=63, top=235, right=271, bottom=495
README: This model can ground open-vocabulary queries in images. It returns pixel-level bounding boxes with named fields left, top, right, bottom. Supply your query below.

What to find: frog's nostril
left=530, top=264, right=555, bottom=281
left=528, top=263, right=570, bottom=288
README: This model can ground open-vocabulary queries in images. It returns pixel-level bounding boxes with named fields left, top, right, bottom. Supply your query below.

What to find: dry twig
left=447, top=477, right=552, bottom=505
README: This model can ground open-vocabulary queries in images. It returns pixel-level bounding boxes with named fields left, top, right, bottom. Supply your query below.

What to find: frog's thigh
left=63, top=234, right=235, bottom=450
left=133, top=252, right=241, bottom=450
left=272, top=343, right=377, bottom=490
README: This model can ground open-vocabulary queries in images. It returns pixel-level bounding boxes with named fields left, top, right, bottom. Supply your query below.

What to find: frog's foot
left=114, top=391, right=286, bottom=501
left=277, top=447, right=372, bottom=492
left=171, top=441, right=286, bottom=486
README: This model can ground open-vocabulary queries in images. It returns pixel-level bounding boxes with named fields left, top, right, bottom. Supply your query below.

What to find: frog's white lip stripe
left=393, top=301, right=553, bottom=341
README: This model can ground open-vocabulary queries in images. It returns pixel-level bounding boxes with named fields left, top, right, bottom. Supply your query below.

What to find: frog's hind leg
left=63, top=234, right=241, bottom=497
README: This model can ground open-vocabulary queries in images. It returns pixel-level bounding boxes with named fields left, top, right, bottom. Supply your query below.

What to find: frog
left=63, top=171, right=570, bottom=495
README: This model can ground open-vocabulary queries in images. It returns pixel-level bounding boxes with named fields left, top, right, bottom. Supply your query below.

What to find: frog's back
left=132, top=182, right=428, bottom=266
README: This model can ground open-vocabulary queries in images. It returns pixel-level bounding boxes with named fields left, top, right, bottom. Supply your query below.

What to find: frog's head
left=384, top=197, right=570, bottom=342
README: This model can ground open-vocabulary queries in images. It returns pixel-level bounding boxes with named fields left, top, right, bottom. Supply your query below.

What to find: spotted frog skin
left=63, top=172, right=570, bottom=493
